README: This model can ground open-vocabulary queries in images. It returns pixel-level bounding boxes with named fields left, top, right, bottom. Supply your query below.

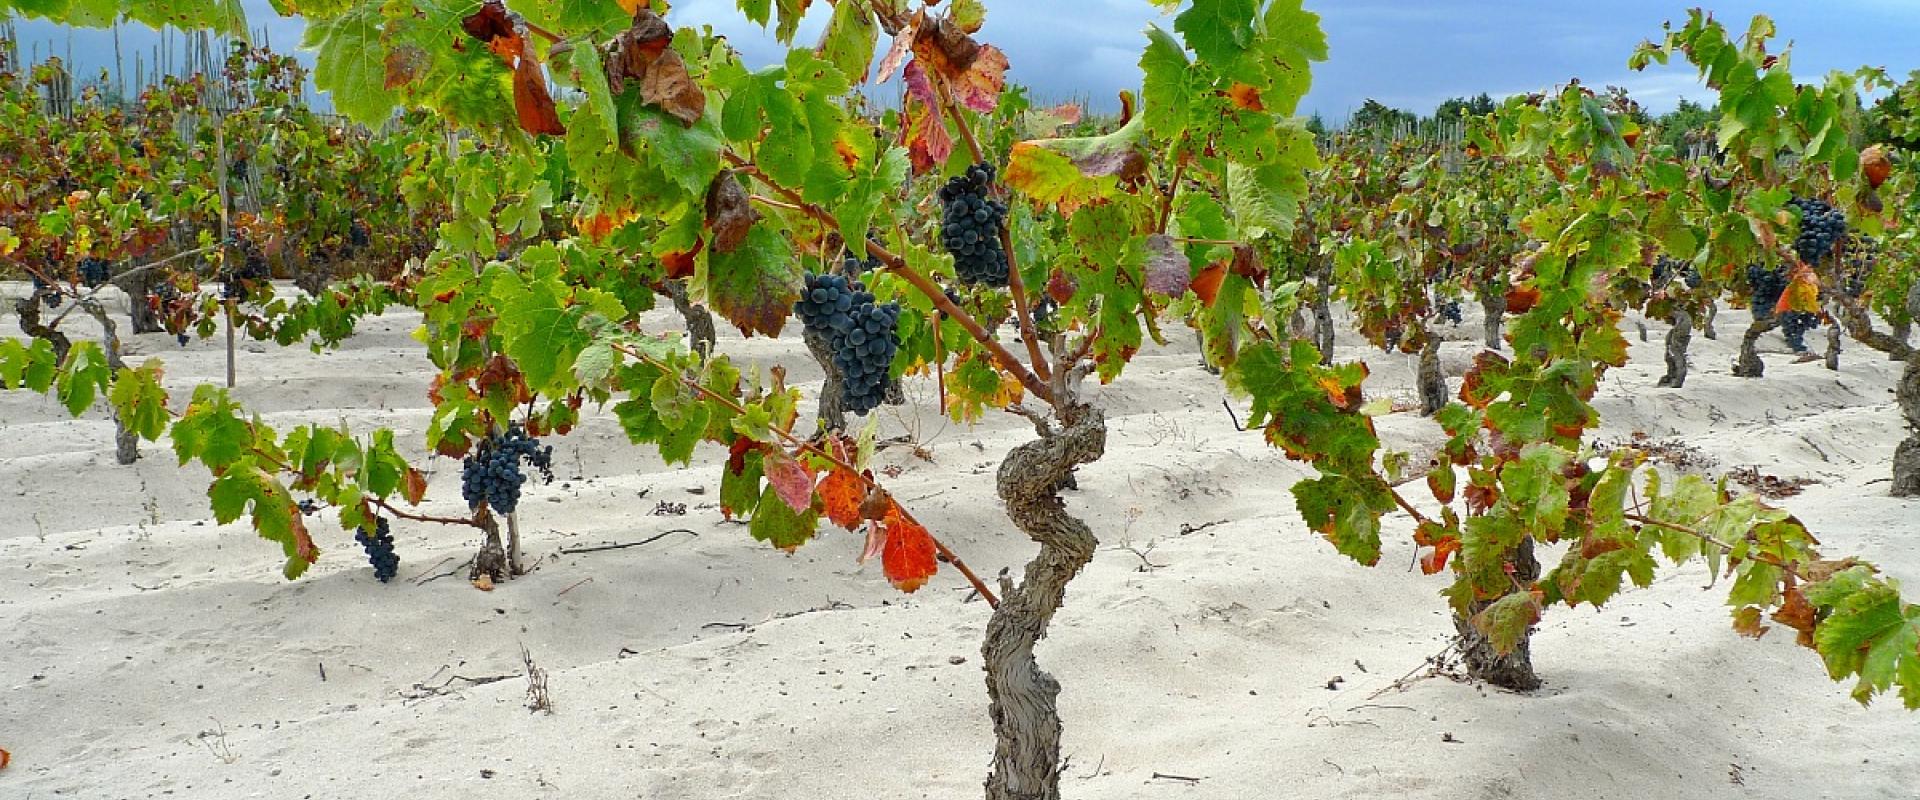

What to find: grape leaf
left=880, top=503, right=938, bottom=592
left=1471, top=591, right=1543, bottom=655
left=818, top=466, right=866, bottom=531
left=704, top=223, right=800, bottom=338
left=763, top=449, right=815, bottom=514
left=749, top=482, right=818, bottom=552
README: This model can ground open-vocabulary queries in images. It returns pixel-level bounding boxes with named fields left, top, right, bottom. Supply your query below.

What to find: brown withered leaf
left=641, top=48, right=706, bottom=126
left=1143, top=234, right=1189, bottom=296
left=1229, top=244, right=1267, bottom=285
left=1771, top=584, right=1819, bottom=648
left=513, top=48, right=567, bottom=136
left=1191, top=261, right=1227, bottom=307
left=607, top=8, right=674, bottom=94
left=461, top=0, right=514, bottom=43
left=704, top=170, right=759, bottom=254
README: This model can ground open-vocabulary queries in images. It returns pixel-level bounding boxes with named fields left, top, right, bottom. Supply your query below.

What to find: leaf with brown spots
left=513, top=47, right=567, bottom=136
left=1226, top=82, right=1264, bottom=111
left=461, top=0, right=515, bottom=43
left=640, top=48, right=706, bottom=127
left=704, top=170, right=759, bottom=254
left=384, top=45, right=427, bottom=91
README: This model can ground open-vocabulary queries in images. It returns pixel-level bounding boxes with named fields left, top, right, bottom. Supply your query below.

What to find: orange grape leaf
left=819, top=467, right=866, bottom=531
left=880, top=504, right=938, bottom=593
left=401, top=467, right=429, bottom=505
left=1413, top=521, right=1459, bottom=575
left=1731, top=605, right=1767, bottom=638
left=1191, top=261, right=1227, bottom=306
left=1771, top=585, right=1818, bottom=648
left=763, top=450, right=816, bottom=514
left=617, top=0, right=649, bottom=14
left=661, top=237, right=703, bottom=280
left=1776, top=265, right=1820, bottom=314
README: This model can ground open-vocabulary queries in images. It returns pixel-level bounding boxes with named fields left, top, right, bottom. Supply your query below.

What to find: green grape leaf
left=1471, top=592, right=1542, bottom=656
left=108, top=361, right=172, bottom=441
left=704, top=223, right=800, bottom=338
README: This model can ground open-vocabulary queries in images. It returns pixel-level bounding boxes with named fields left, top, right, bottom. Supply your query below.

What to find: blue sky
left=11, top=1, right=1920, bottom=120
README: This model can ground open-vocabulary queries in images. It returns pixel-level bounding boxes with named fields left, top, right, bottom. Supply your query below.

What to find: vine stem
left=723, top=153, right=1054, bottom=406
left=371, top=497, right=482, bottom=529
left=937, top=74, right=1051, bottom=383
left=1623, top=513, right=1803, bottom=578
left=1387, top=486, right=1433, bottom=526
left=615, top=344, right=1002, bottom=609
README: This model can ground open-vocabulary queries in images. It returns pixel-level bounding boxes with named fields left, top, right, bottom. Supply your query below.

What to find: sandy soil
left=2, top=286, right=1915, bottom=799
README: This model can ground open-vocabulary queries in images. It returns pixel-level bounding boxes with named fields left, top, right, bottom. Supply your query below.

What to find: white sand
left=2, top=289, right=1915, bottom=799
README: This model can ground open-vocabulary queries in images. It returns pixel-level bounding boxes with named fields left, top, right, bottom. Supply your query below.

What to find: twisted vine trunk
left=1731, top=314, right=1781, bottom=378
left=1479, top=288, right=1506, bottom=350
left=1312, top=268, right=1336, bottom=364
left=16, top=296, right=74, bottom=365
left=1702, top=304, right=1718, bottom=340
left=1417, top=336, right=1447, bottom=416
left=1656, top=308, right=1692, bottom=388
left=983, top=404, right=1107, bottom=800
left=113, top=269, right=164, bottom=334
left=1453, top=537, right=1542, bottom=691
left=1894, top=354, right=1920, bottom=497
left=803, top=327, right=849, bottom=432
left=79, top=300, right=140, bottom=465
left=664, top=280, right=716, bottom=359
left=1824, top=324, right=1842, bottom=371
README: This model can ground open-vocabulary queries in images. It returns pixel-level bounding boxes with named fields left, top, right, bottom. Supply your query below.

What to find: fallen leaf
left=473, top=573, right=496, bottom=591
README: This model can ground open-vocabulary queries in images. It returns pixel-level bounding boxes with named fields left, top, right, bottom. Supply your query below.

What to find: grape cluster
left=30, top=273, right=59, bottom=308
left=460, top=425, right=555, bottom=515
left=1789, top=197, right=1847, bottom=264
left=222, top=243, right=270, bottom=300
left=1746, top=264, right=1786, bottom=322
left=938, top=163, right=1010, bottom=286
left=1782, top=311, right=1819, bottom=353
left=354, top=516, right=399, bottom=583
left=1842, top=236, right=1876, bottom=297
left=1437, top=299, right=1464, bottom=325
left=841, top=239, right=882, bottom=278
left=794, top=273, right=902, bottom=414
left=1653, top=257, right=1701, bottom=290
left=80, top=258, right=111, bottom=288
left=348, top=219, right=370, bottom=250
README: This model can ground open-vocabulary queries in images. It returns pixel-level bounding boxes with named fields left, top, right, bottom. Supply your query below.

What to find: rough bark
left=113, top=269, right=164, bottom=334
left=1417, top=336, right=1448, bottom=416
left=79, top=300, right=140, bottom=465
left=983, top=404, right=1107, bottom=800
left=1824, top=324, right=1842, bottom=372
left=469, top=509, right=510, bottom=584
left=664, top=279, right=716, bottom=358
left=1895, top=355, right=1920, bottom=498
left=1453, top=537, right=1542, bottom=691
left=15, top=295, right=74, bottom=365
left=1312, top=278, right=1336, bottom=364
left=1731, top=314, right=1781, bottom=378
left=1702, top=303, right=1718, bottom=340
left=1479, top=288, right=1506, bottom=350
left=1635, top=319, right=1649, bottom=343
left=1656, top=308, right=1692, bottom=388
left=804, top=327, right=849, bottom=432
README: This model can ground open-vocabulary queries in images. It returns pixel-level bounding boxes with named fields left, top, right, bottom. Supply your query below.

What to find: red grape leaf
left=509, top=39, right=566, bottom=136
left=900, top=95, right=952, bottom=174
left=1413, top=520, right=1459, bottom=575
left=763, top=450, right=815, bottom=514
left=704, top=170, right=759, bottom=255
left=461, top=0, right=514, bottom=43
left=1191, top=261, right=1227, bottom=306
left=909, top=16, right=1006, bottom=113
left=819, top=467, right=866, bottom=531
left=402, top=467, right=429, bottom=505
left=874, top=20, right=917, bottom=82
left=880, top=503, right=938, bottom=593
left=1143, top=234, right=1189, bottom=296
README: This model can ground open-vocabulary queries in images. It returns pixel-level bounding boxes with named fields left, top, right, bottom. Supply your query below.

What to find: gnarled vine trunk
left=1312, top=266, right=1336, bottom=364
left=1701, top=303, right=1718, bottom=340
left=1479, top=287, right=1506, bottom=350
left=1656, top=308, right=1692, bottom=388
left=1417, top=336, right=1447, bottom=416
left=16, top=295, right=74, bottom=364
left=1894, top=355, right=1920, bottom=497
left=983, top=404, right=1106, bottom=800
left=113, top=269, right=164, bottom=334
left=1824, top=324, right=1841, bottom=371
left=804, top=327, right=848, bottom=432
left=1732, top=314, right=1781, bottom=378
left=1453, top=537, right=1542, bottom=691
left=664, top=279, right=716, bottom=358
left=78, top=300, right=140, bottom=465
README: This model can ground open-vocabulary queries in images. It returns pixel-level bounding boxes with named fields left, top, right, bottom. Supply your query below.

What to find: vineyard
left=1, top=1, right=1917, bottom=798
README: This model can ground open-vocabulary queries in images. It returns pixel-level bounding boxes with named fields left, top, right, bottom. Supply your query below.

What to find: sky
left=9, top=1, right=1920, bottom=121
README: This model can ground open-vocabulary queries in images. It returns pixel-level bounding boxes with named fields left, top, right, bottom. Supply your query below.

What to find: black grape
left=1782, top=311, right=1819, bottom=353
left=460, top=424, right=555, bottom=515
left=354, top=516, right=400, bottom=583
left=793, top=272, right=901, bottom=414
left=938, top=163, right=1010, bottom=287
left=1788, top=197, right=1847, bottom=265
left=80, top=258, right=111, bottom=288
left=1437, top=299, right=1463, bottom=325
left=1746, top=264, right=1786, bottom=322
left=1653, top=257, right=1701, bottom=290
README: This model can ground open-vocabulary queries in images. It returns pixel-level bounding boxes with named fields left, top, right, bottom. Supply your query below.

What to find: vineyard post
left=216, top=117, right=235, bottom=388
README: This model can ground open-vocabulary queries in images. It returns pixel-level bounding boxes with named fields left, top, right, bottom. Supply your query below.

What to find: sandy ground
left=1, top=285, right=1916, bottom=800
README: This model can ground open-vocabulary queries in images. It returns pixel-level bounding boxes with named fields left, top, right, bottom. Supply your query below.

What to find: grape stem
left=1622, top=512, right=1803, bottom=577
left=723, top=153, right=1055, bottom=406
left=614, top=344, right=1003, bottom=609
left=936, top=73, right=1052, bottom=383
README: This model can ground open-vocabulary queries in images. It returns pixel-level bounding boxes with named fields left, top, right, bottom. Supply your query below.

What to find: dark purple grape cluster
left=1782, top=311, right=1819, bottom=353
left=794, top=273, right=901, bottom=414
left=80, top=257, right=111, bottom=288
left=460, top=424, right=554, bottom=514
left=1789, top=197, right=1846, bottom=264
left=30, top=272, right=59, bottom=307
left=222, top=241, right=270, bottom=300
left=1437, top=299, right=1463, bottom=325
left=1653, top=257, right=1701, bottom=290
left=1746, top=264, right=1786, bottom=322
left=938, top=163, right=1010, bottom=286
left=354, top=516, right=399, bottom=582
